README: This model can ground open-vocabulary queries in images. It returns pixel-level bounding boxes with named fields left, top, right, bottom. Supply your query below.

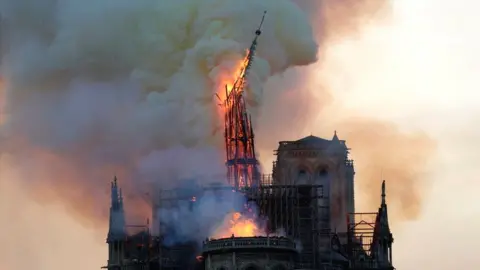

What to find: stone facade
left=202, top=237, right=296, bottom=270
left=104, top=134, right=395, bottom=270
left=273, top=134, right=355, bottom=234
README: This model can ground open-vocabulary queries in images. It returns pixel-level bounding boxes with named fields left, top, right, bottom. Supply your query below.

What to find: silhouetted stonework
left=202, top=236, right=296, bottom=270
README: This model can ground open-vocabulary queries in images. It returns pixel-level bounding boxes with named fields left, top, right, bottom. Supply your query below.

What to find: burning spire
left=223, top=11, right=266, bottom=189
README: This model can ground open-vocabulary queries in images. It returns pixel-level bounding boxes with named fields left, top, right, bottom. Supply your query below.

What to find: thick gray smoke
left=0, top=0, right=317, bottom=229
left=157, top=187, right=253, bottom=244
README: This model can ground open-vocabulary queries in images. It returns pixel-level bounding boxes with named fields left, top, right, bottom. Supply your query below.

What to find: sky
left=317, top=0, right=480, bottom=268
left=0, top=0, right=479, bottom=269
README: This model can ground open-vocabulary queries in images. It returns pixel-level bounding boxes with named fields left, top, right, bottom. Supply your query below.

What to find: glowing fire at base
left=210, top=212, right=264, bottom=239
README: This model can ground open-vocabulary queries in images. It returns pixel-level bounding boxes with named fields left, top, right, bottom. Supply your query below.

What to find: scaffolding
left=346, top=212, right=378, bottom=269
left=245, top=184, right=329, bottom=269
left=155, top=188, right=198, bottom=270
left=102, top=224, right=154, bottom=270
left=116, top=182, right=395, bottom=270
left=153, top=182, right=330, bottom=269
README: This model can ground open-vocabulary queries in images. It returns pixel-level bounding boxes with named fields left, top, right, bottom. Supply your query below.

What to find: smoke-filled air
left=0, top=0, right=316, bottom=226
left=2, top=0, right=464, bottom=269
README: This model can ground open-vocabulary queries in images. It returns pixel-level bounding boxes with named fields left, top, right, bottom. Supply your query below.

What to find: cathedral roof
left=295, top=135, right=332, bottom=145
left=277, top=132, right=348, bottom=152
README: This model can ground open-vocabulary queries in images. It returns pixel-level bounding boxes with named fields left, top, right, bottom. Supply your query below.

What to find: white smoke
left=157, top=188, right=247, bottom=244
left=0, top=0, right=317, bottom=228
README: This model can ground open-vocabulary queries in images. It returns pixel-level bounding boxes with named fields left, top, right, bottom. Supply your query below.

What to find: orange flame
left=217, top=50, right=249, bottom=102
left=211, top=211, right=264, bottom=239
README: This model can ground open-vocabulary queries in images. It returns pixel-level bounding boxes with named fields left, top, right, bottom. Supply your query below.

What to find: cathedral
left=103, top=133, right=394, bottom=270
left=103, top=11, right=394, bottom=270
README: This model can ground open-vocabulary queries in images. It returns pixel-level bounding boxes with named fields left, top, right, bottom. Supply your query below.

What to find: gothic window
left=314, top=167, right=329, bottom=189
left=297, top=168, right=309, bottom=184
left=318, top=167, right=328, bottom=177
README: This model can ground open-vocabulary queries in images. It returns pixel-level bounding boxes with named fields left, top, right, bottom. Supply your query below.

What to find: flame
left=217, top=50, right=250, bottom=102
left=211, top=211, right=263, bottom=239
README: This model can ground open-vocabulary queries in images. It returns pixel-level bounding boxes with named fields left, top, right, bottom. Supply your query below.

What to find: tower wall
left=273, top=135, right=355, bottom=234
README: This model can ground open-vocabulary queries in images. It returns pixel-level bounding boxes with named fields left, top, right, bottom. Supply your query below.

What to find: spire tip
left=381, top=180, right=386, bottom=204
left=255, top=10, right=267, bottom=36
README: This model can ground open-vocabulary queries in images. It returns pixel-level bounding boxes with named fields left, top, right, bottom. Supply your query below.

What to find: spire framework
left=223, top=11, right=266, bottom=189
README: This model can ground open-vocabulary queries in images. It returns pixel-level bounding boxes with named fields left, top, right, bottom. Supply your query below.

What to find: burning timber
left=102, top=11, right=394, bottom=270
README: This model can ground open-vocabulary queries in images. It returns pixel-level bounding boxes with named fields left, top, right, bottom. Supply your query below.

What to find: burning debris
left=211, top=211, right=265, bottom=239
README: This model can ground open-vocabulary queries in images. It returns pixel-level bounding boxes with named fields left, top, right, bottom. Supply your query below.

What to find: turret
left=106, top=176, right=126, bottom=269
left=372, top=180, right=394, bottom=268
left=108, top=176, right=126, bottom=241
left=332, top=130, right=339, bottom=142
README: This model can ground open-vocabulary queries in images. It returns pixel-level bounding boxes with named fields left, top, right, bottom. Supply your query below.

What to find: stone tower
left=272, top=132, right=355, bottom=233
left=106, top=176, right=126, bottom=270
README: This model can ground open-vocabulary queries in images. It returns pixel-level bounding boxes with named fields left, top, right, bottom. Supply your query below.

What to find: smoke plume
left=0, top=0, right=317, bottom=229
left=157, top=187, right=270, bottom=245
left=256, top=0, right=436, bottom=221
left=0, top=1, right=439, bottom=269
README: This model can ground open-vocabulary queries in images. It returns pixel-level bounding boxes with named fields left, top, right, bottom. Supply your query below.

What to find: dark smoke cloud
left=0, top=0, right=317, bottom=230
left=0, top=0, right=430, bottom=241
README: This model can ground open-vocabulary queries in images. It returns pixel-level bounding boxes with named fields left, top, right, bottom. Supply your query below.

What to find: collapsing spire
left=223, top=11, right=266, bottom=189
left=107, top=175, right=126, bottom=242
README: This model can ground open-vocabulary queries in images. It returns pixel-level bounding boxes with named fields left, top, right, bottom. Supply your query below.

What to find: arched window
left=297, top=168, right=308, bottom=184
left=319, top=168, right=328, bottom=177
left=314, top=167, right=329, bottom=189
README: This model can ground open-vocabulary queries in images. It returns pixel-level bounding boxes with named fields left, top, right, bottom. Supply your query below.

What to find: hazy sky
left=1, top=0, right=479, bottom=269
left=322, top=0, right=480, bottom=268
